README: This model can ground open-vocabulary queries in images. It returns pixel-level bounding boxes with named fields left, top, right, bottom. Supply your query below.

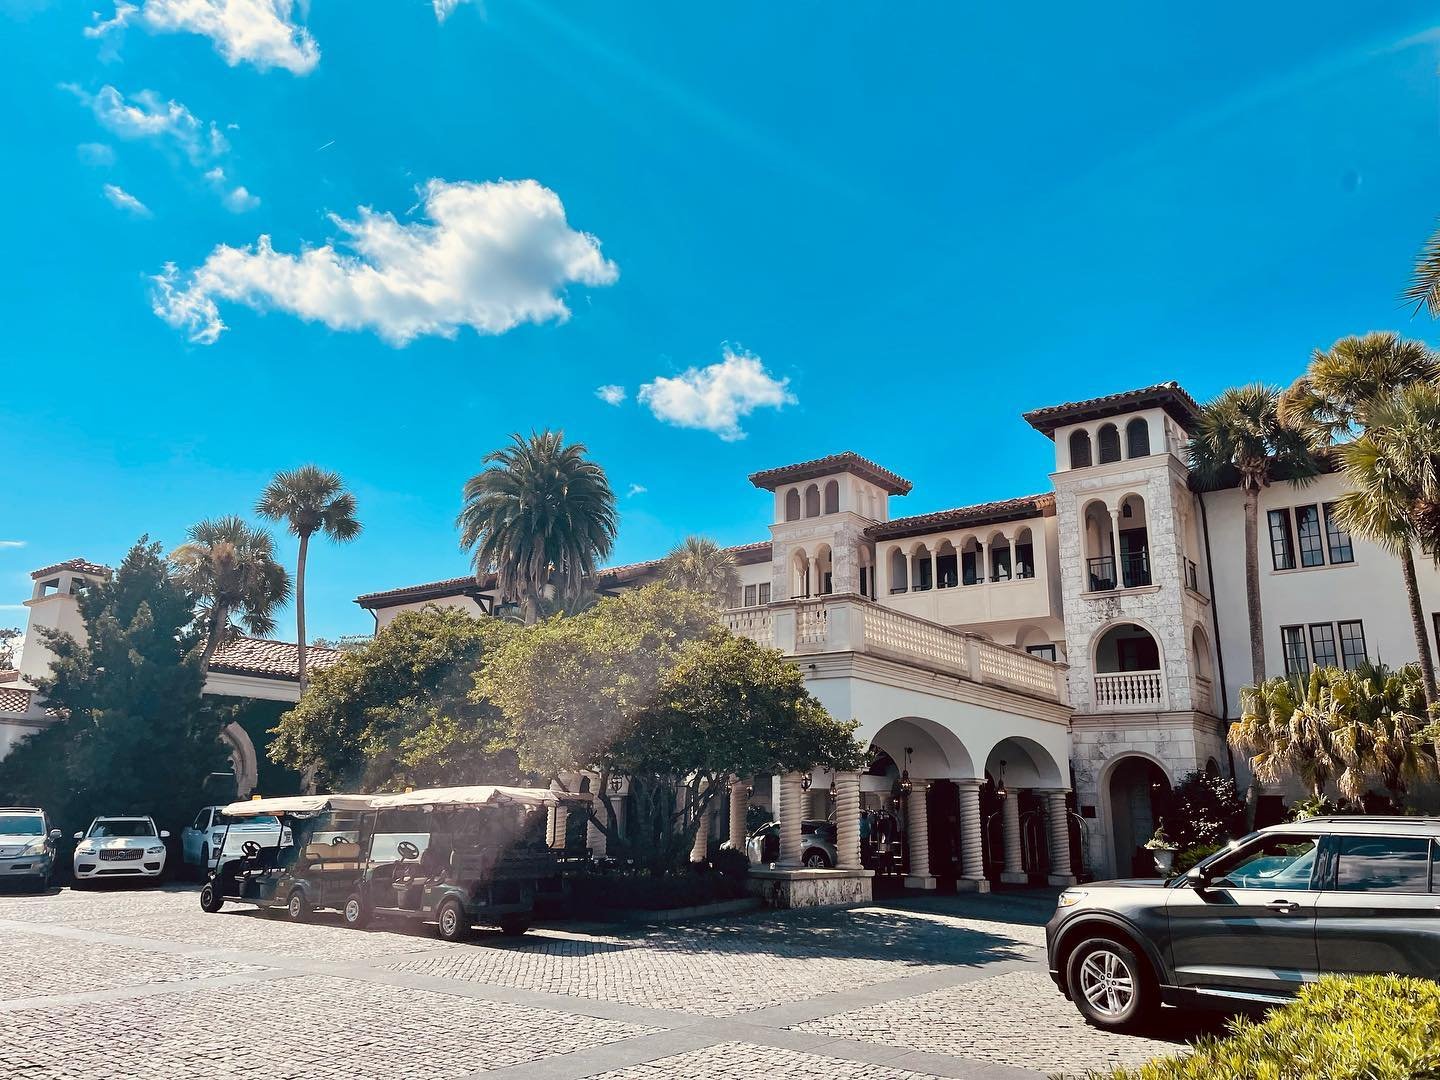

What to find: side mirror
left=48, top=829, right=61, bottom=841
left=159, top=830, right=170, bottom=839
left=72, top=832, right=83, bottom=841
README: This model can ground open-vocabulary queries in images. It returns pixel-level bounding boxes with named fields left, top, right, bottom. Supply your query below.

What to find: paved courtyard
left=0, top=884, right=1212, bottom=1079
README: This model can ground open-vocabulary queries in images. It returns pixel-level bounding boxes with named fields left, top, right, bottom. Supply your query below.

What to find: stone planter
left=1151, top=849, right=1175, bottom=875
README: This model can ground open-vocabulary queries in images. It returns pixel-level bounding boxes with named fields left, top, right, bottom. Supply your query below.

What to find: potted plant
left=1144, top=827, right=1179, bottom=874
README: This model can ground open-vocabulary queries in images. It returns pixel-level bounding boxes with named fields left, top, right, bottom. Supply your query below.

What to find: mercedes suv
left=1046, top=817, right=1440, bottom=1031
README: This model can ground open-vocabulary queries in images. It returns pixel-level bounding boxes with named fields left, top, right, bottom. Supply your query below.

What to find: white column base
left=1048, top=873, right=1078, bottom=887
left=1000, top=871, right=1028, bottom=885
left=904, top=875, right=938, bottom=890
left=956, top=877, right=991, bottom=893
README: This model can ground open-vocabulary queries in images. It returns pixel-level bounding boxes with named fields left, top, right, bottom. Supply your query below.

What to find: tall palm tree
left=1404, top=225, right=1440, bottom=316
left=1189, top=385, right=1321, bottom=685
left=457, top=431, right=617, bottom=624
left=1278, top=331, right=1440, bottom=443
left=1333, top=384, right=1440, bottom=710
left=256, top=465, right=362, bottom=694
left=660, top=536, right=740, bottom=607
left=1232, top=673, right=1348, bottom=804
left=170, top=516, right=291, bottom=667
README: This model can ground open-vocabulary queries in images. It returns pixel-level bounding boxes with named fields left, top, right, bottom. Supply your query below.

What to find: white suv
left=72, top=816, right=169, bottom=886
left=181, top=806, right=287, bottom=875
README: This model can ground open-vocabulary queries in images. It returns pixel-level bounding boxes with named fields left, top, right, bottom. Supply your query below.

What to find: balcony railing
left=722, top=594, right=1068, bottom=705
left=0, top=685, right=35, bottom=715
left=1093, top=670, right=1164, bottom=711
left=1085, top=556, right=1117, bottom=592
left=1184, top=559, right=1202, bottom=594
left=1194, top=674, right=1214, bottom=714
left=1085, top=551, right=1151, bottom=591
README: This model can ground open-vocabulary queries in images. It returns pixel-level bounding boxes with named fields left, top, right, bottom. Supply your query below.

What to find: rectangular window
left=1268, top=509, right=1296, bottom=571
left=1295, top=504, right=1325, bottom=567
left=1323, top=503, right=1354, bottom=564
left=1335, top=835, right=1432, bottom=894
left=1281, top=625, right=1310, bottom=678
left=743, top=585, right=757, bottom=607
left=1308, top=623, right=1338, bottom=670
left=1338, top=621, right=1367, bottom=670
left=1026, top=644, right=1057, bottom=661
left=757, top=583, right=770, bottom=605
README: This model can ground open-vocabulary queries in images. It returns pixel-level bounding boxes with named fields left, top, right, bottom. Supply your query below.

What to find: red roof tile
left=748, top=452, right=912, bottom=495
left=1022, top=382, right=1201, bottom=437
left=866, top=494, right=1054, bottom=541
left=208, top=636, right=344, bottom=682
left=31, top=558, right=112, bottom=580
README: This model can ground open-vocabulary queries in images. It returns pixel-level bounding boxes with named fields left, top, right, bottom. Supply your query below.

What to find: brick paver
left=583, top=1041, right=943, bottom=1079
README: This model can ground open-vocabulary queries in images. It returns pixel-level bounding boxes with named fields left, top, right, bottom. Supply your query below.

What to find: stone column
left=1000, top=790, right=1025, bottom=884
left=904, top=781, right=935, bottom=889
left=956, top=779, right=989, bottom=892
left=808, top=557, right=819, bottom=597
left=689, top=809, right=710, bottom=864
left=586, top=813, right=607, bottom=858
left=975, top=540, right=984, bottom=585
left=1108, top=504, right=1122, bottom=588
left=778, top=773, right=804, bottom=866
left=905, top=551, right=915, bottom=592
left=726, top=777, right=749, bottom=849
left=548, top=804, right=569, bottom=851
left=1006, top=534, right=1016, bottom=580
left=1043, top=790, right=1077, bottom=886
left=834, top=771, right=862, bottom=870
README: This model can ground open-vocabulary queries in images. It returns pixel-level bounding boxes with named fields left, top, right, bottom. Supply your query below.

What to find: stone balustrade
left=1092, top=669, right=1164, bottom=711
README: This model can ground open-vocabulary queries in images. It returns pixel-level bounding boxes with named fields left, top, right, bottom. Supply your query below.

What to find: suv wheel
left=803, top=849, right=832, bottom=869
left=1067, top=938, right=1156, bottom=1032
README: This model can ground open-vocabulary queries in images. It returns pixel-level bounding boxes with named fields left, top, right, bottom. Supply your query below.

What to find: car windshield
left=214, top=813, right=279, bottom=828
left=0, top=814, right=43, bottom=836
left=89, top=819, right=155, bottom=838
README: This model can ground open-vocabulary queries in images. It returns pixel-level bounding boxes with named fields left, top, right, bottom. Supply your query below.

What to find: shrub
left=711, top=846, right=750, bottom=882
left=566, top=867, right=748, bottom=912
left=1159, top=771, right=1246, bottom=850
left=1092, top=975, right=1440, bottom=1080
left=1173, top=843, right=1223, bottom=875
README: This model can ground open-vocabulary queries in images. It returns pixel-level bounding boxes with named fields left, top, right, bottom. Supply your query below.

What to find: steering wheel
left=240, top=841, right=261, bottom=858
left=331, top=834, right=348, bottom=846
left=396, top=841, right=420, bottom=860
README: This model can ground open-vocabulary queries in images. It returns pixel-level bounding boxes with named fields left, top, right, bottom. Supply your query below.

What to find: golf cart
left=198, top=793, right=373, bottom=920
left=342, top=785, right=591, bottom=941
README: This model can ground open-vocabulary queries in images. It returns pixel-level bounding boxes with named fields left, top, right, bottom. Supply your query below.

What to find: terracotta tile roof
left=866, top=494, right=1054, bottom=542
left=1022, top=381, right=1201, bottom=437
left=207, top=636, right=344, bottom=682
left=748, top=452, right=912, bottom=495
left=31, top=558, right=112, bottom=580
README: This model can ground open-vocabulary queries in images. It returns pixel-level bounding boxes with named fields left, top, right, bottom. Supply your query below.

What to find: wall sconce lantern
left=898, top=746, right=914, bottom=796
left=800, top=774, right=812, bottom=792
left=609, top=775, right=623, bottom=794
left=996, top=760, right=1008, bottom=800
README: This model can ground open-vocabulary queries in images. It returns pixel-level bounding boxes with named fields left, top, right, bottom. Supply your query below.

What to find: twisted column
left=689, top=808, right=710, bottom=864
left=834, top=771, right=862, bottom=870
left=726, top=776, right=749, bottom=849
left=957, top=779, right=988, bottom=892
left=548, top=805, right=568, bottom=850
left=778, top=773, right=804, bottom=866
left=586, top=814, right=607, bottom=858
left=1001, top=789, right=1025, bottom=883
left=905, top=780, right=933, bottom=887
left=1044, top=790, right=1076, bottom=884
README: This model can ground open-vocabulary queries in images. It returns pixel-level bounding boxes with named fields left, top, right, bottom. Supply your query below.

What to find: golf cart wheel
left=343, top=893, right=372, bottom=929
left=285, top=888, right=310, bottom=922
left=1067, top=937, right=1157, bottom=1033
left=436, top=899, right=470, bottom=942
left=499, top=918, right=530, bottom=937
left=199, top=882, right=224, bottom=913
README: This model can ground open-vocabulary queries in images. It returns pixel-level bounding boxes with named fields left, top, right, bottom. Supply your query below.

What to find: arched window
left=1014, top=527, right=1035, bottom=579
left=823, top=480, right=839, bottom=515
left=1126, top=417, right=1150, bottom=458
left=1069, top=429, right=1092, bottom=469
left=784, top=489, right=801, bottom=522
left=888, top=548, right=908, bottom=594
left=1097, top=423, right=1121, bottom=463
left=804, top=484, right=820, bottom=518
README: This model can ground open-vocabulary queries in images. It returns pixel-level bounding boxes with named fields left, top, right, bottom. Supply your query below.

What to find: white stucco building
left=356, top=382, right=1440, bottom=891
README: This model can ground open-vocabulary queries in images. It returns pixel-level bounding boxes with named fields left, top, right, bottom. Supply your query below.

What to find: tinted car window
left=1213, top=836, right=1317, bottom=890
left=0, top=814, right=44, bottom=835
left=90, top=819, right=155, bottom=838
left=1334, top=836, right=1432, bottom=894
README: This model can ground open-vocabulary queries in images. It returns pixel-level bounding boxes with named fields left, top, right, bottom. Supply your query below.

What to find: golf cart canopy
left=366, top=786, right=592, bottom=810
left=220, top=794, right=373, bottom=818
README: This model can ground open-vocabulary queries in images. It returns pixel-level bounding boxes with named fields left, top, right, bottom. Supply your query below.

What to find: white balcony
left=722, top=594, right=1068, bottom=705
left=1092, top=670, right=1164, bottom=711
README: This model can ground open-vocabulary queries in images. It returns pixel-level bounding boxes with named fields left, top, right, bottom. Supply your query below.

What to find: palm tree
left=660, top=536, right=740, bottom=607
left=1278, top=331, right=1440, bottom=443
left=1333, top=384, right=1440, bottom=709
left=256, top=465, right=362, bottom=694
left=1189, top=385, right=1321, bottom=685
left=170, top=516, right=291, bottom=667
left=1404, top=225, right=1440, bottom=316
left=457, top=431, right=617, bottom=624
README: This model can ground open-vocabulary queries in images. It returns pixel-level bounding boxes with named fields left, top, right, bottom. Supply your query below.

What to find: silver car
left=0, top=807, right=61, bottom=890
left=746, top=819, right=837, bottom=868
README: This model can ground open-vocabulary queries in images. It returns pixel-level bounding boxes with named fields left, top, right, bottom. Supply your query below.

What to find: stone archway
left=1103, top=754, right=1171, bottom=878
left=221, top=722, right=258, bottom=799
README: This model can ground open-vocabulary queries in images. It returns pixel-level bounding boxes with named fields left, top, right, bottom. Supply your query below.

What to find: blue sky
left=4, top=1, right=1440, bottom=641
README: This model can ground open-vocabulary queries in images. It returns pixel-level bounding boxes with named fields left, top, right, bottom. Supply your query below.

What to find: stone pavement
left=0, top=884, right=1202, bottom=1078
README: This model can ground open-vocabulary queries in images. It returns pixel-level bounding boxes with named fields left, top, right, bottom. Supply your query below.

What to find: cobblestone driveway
left=0, top=884, right=1202, bottom=1078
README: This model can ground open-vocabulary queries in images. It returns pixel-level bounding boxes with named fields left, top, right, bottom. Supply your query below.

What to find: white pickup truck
left=181, top=805, right=290, bottom=874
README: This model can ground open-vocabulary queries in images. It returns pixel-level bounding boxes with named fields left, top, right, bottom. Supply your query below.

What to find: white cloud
left=626, top=483, right=647, bottom=498
left=595, top=384, right=626, bottom=406
left=0, top=541, right=26, bottom=550
left=104, top=183, right=152, bottom=217
left=432, top=0, right=475, bottom=22
left=205, top=167, right=260, bottom=212
left=638, top=348, right=795, bottom=441
left=68, top=84, right=227, bottom=164
left=77, top=142, right=116, bottom=166
left=153, top=178, right=619, bottom=346
left=86, top=0, right=319, bottom=75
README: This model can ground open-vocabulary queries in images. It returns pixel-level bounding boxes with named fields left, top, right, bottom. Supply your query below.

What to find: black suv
left=1046, top=817, right=1440, bottom=1031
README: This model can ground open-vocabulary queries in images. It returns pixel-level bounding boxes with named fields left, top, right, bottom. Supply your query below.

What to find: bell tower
left=18, top=558, right=112, bottom=685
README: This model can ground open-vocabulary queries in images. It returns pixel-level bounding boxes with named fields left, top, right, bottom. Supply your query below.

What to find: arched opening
left=1014, top=624, right=1057, bottom=662
left=960, top=536, right=984, bottom=586
left=1097, top=423, right=1121, bottom=464
left=986, top=531, right=1011, bottom=582
left=983, top=737, right=1068, bottom=880
left=1093, top=623, right=1163, bottom=710
left=887, top=546, right=908, bottom=594
left=1068, top=429, right=1092, bottom=469
left=1117, top=493, right=1150, bottom=586
left=784, top=489, right=801, bottom=522
left=1013, top=526, right=1035, bottom=579
left=221, top=722, right=258, bottom=799
left=857, top=545, right=874, bottom=599
left=1106, top=755, right=1171, bottom=877
left=1191, top=625, right=1215, bottom=713
left=1126, top=417, right=1151, bottom=458
left=910, top=543, right=933, bottom=591
left=1082, top=500, right=1118, bottom=591
left=804, top=484, right=821, bottom=518
left=814, top=544, right=833, bottom=595
left=935, top=539, right=958, bottom=589
left=823, top=479, right=840, bottom=515
left=792, top=548, right=811, bottom=599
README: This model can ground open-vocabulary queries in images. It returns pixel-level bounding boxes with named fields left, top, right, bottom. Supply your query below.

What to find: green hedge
left=1094, top=975, right=1440, bottom=1080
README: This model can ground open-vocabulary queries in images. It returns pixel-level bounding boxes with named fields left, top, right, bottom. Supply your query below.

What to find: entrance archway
left=1105, top=755, right=1171, bottom=877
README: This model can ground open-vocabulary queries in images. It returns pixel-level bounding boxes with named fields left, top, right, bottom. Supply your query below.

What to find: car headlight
left=212, top=832, right=225, bottom=846
left=75, top=842, right=95, bottom=854
left=22, top=838, right=48, bottom=856
left=1057, top=889, right=1088, bottom=909
left=146, top=845, right=165, bottom=855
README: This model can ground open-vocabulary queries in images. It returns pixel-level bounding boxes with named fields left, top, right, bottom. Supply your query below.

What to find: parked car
left=746, top=819, right=837, bottom=868
left=1046, top=816, right=1440, bottom=1032
left=181, top=805, right=288, bottom=875
left=0, top=807, right=62, bottom=890
left=72, top=816, right=170, bottom=886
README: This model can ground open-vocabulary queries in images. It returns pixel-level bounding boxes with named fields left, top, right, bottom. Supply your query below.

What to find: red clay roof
left=866, top=494, right=1054, bottom=541
left=1022, top=382, right=1201, bottom=437
left=31, top=558, right=112, bottom=580
left=748, top=452, right=912, bottom=495
left=208, top=636, right=343, bottom=682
